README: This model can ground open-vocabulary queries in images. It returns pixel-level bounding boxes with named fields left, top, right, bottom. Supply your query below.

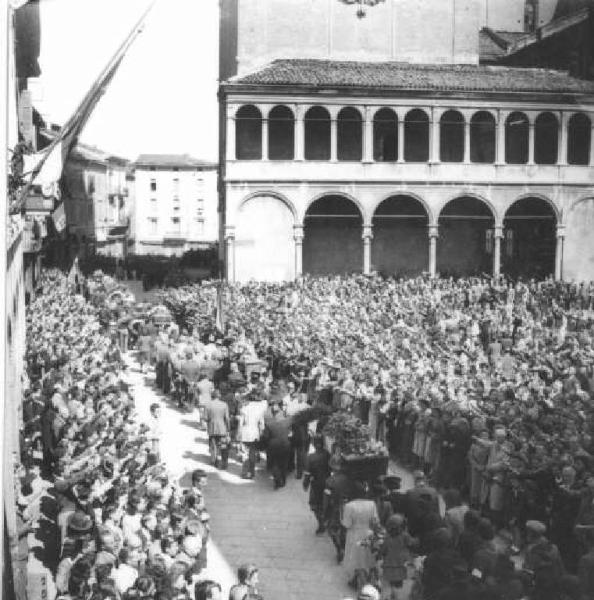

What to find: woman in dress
left=341, top=482, right=379, bottom=590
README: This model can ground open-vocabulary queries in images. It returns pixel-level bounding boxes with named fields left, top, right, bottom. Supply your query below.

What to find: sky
left=32, top=0, right=220, bottom=161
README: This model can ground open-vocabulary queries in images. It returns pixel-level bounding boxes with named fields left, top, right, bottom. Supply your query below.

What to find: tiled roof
left=228, top=58, right=594, bottom=94
left=135, top=154, right=217, bottom=169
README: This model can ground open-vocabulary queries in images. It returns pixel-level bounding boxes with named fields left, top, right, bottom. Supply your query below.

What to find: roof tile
left=228, top=58, right=594, bottom=94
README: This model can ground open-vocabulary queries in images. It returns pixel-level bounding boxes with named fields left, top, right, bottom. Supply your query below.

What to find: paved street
left=126, top=356, right=418, bottom=600
left=126, top=357, right=355, bottom=600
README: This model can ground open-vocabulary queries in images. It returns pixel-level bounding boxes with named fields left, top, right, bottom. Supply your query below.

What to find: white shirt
left=113, top=563, right=138, bottom=594
left=240, top=401, right=266, bottom=442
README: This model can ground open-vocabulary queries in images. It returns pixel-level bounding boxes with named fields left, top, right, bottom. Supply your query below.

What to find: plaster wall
left=232, top=0, right=480, bottom=75
left=564, top=197, right=594, bottom=282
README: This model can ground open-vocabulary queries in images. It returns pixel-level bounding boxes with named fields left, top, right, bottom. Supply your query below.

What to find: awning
left=108, top=225, right=129, bottom=236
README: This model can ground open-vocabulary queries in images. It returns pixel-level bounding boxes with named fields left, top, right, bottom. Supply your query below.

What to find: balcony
left=225, top=160, right=594, bottom=186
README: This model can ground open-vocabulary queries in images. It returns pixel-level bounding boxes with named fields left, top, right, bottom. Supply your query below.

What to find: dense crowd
left=14, top=269, right=594, bottom=600
left=156, top=274, right=594, bottom=599
left=17, top=270, right=258, bottom=600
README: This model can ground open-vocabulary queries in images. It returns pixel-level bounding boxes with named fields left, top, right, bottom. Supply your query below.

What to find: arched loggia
left=437, top=196, right=495, bottom=276
left=372, top=195, right=429, bottom=277
left=503, top=197, right=557, bottom=279
left=303, top=195, right=363, bottom=275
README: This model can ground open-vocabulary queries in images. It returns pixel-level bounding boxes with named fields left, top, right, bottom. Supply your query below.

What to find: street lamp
left=339, top=0, right=386, bottom=18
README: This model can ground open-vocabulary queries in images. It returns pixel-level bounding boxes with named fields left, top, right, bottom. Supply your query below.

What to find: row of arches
left=235, top=105, right=592, bottom=165
left=232, top=194, right=561, bottom=281
left=302, top=195, right=556, bottom=278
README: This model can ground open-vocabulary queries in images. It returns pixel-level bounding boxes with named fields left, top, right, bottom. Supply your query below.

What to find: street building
left=61, top=140, right=132, bottom=259
left=132, top=154, right=218, bottom=256
left=219, top=0, right=594, bottom=282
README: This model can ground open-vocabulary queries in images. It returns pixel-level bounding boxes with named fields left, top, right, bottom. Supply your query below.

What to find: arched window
left=404, top=109, right=429, bottom=162
left=304, top=106, right=331, bottom=161
left=268, top=105, right=294, bottom=160
left=373, top=108, right=397, bottom=162
left=337, top=107, right=362, bottom=161
left=440, top=110, right=464, bottom=163
left=534, top=112, right=558, bottom=165
left=505, top=112, right=529, bottom=164
left=235, top=105, right=262, bottom=160
left=567, top=113, right=591, bottom=165
left=470, top=111, right=495, bottom=163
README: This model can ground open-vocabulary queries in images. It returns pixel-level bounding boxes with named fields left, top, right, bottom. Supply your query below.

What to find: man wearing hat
left=523, top=520, right=564, bottom=587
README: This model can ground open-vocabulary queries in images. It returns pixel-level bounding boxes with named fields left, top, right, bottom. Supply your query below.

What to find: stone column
left=226, top=107, right=236, bottom=161
left=225, top=226, right=235, bottom=282
left=528, top=118, right=535, bottom=165
left=428, top=225, right=439, bottom=277
left=559, top=112, right=568, bottom=166
left=463, top=120, right=471, bottom=163
left=496, top=109, right=505, bottom=165
left=262, top=117, right=269, bottom=160
left=430, top=108, right=440, bottom=164
left=363, top=106, right=374, bottom=163
left=493, top=225, right=503, bottom=277
left=362, top=224, right=373, bottom=275
left=294, top=105, right=304, bottom=161
left=330, top=116, right=338, bottom=162
left=397, top=117, right=405, bottom=163
left=555, top=225, right=565, bottom=281
left=293, top=224, right=304, bottom=278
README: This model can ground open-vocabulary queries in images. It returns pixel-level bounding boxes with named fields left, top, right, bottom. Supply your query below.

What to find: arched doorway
left=404, top=109, right=429, bottom=162
left=304, top=106, right=331, bottom=160
left=503, top=197, right=556, bottom=279
left=268, top=105, right=294, bottom=160
left=373, top=108, right=397, bottom=161
left=235, top=195, right=295, bottom=281
left=534, top=112, right=558, bottom=165
left=505, top=112, right=529, bottom=164
left=337, top=107, right=362, bottom=161
left=372, top=195, right=429, bottom=277
left=235, top=105, right=262, bottom=160
left=438, top=196, right=494, bottom=276
left=440, top=110, right=464, bottom=163
left=303, top=195, right=363, bottom=275
left=567, top=113, right=591, bottom=165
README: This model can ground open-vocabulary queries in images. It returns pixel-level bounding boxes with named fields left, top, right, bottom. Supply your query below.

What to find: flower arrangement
left=322, top=412, right=388, bottom=456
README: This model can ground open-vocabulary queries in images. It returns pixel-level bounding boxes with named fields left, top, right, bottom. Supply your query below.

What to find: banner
left=52, top=202, right=66, bottom=233
left=16, top=1, right=154, bottom=210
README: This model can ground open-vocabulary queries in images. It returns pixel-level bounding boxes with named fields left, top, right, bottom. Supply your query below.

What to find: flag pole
left=15, top=0, right=156, bottom=212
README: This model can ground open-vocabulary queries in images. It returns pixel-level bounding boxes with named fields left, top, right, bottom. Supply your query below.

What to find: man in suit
left=179, top=348, right=201, bottom=409
left=262, top=403, right=291, bottom=489
left=204, top=390, right=230, bottom=469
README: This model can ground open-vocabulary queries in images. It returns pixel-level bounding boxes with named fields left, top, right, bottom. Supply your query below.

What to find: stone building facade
left=132, top=155, right=218, bottom=256
left=220, top=60, right=594, bottom=282
left=219, top=0, right=594, bottom=283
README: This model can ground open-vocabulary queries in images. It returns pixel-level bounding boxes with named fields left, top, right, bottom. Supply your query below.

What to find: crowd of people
left=155, top=274, right=594, bottom=599
left=17, top=270, right=260, bottom=600
left=14, top=268, right=594, bottom=600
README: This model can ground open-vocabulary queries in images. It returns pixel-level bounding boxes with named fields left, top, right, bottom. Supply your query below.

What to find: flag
left=215, top=284, right=225, bottom=334
left=52, top=202, right=66, bottom=232
left=16, top=1, right=155, bottom=210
